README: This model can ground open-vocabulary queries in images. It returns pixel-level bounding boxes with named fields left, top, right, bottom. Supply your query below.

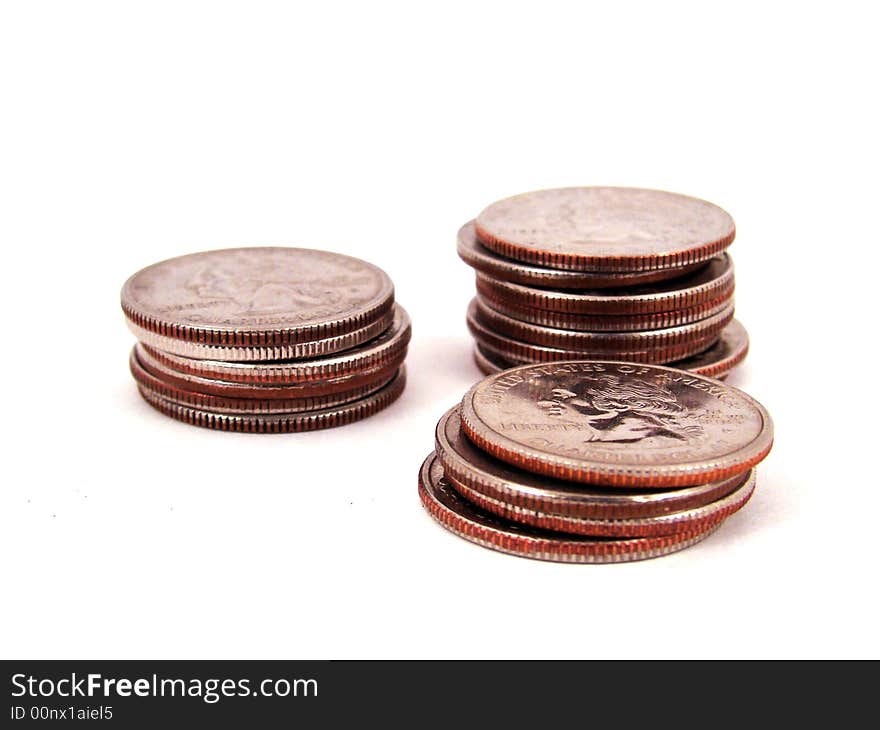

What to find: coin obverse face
left=475, top=187, right=735, bottom=272
left=460, top=361, right=773, bottom=487
left=121, top=247, right=394, bottom=343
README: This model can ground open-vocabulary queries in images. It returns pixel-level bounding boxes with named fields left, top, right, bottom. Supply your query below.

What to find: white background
left=1, top=1, right=877, bottom=659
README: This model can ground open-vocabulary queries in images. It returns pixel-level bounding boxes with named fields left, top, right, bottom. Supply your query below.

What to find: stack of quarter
left=121, top=248, right=410, bottom=432
left=419, top=362, right=773, bottom=563
left=458, top=187, right=749, bottom=379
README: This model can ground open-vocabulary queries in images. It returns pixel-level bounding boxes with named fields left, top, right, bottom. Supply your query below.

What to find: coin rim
left=457, top=220, right=705, bottom=289
left=474, top=320, right=747, bottom=379
left=136, top=342, right=405, bottom=399
left=471, top=297, right=735, bottom=351
left=473, top=344, right=506, bottom=375
left=474, top=187, right=736, bottom=273
left=127, top=306, right=396, bottom=361
left=121, top=246, right=395, bottom=346
left=450, top=462, right=756, bottom=537
left=674, top=319, right=749, bottom=378
left=478, top=291, right=733, bottom=332
left=136, top=304, right=411, bottom=383
left=136, top=366, right=406, bottom=432
left=459, top=361, right=774, bottom=487
left=474, top=254, right=734, bottom=315
left=130, top=348, right=397, bottom=414
left=419, top=453, right=720, bottom=563
left=435, top=406, right=750, bottom=520
left=467, top=309, right=721, bottom=364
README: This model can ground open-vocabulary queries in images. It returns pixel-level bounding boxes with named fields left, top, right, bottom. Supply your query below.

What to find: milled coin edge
left=121, top=246, right=395, bottom=345
left=137, top=304, right=412, bottom=382
left=136, top=366, right=406, bottom=432
left=128, top=306, right=396, bottom=361
left=418, top=453, right=721, bottom=563
left=435, top=406, right=750, bottom=519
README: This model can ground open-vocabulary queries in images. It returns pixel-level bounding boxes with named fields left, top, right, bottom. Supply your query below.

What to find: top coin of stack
left=121, top=247, right=410, bottom=432
left=458, top=187, right=748, bottom=379
left=419, top=361, right=774, bottom=563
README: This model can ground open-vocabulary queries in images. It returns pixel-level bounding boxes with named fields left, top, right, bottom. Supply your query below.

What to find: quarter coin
left=471, top=297, right=734, bottom=352
left=136, top=343, right=403, bottom=399
left=457, top=221, right=703, bottom=289
left=122, top=247, right=394, bottom=351
left=475, top=187, right=735, bottom=272
left=436, top=407, right=749, bottom=520
left=419, top=453, right=719, bottom=563
left=474, top=254, right=734, bottom=315
left=129, top=304, right=395, bottom=361
left=459, top=361, right=773, bottom=487
left=467, top=306, right=720, bottom=364
left=450, top=460, right=756, bottom=537
left=137, top=304, right=411, bottom=383
left=130, top=348, right=395, bottom=414
left=137, top=367, right=406, bottom=432
left=474, top=324, right=747, bottom=380
left=477, top=292, right=732, bottom=332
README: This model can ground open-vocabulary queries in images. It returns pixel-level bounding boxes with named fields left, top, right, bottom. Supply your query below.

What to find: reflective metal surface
left=457, top=221, right=703, bottom=289
left=128, top=305, right=395, bottom=361
left=418, top=453, right=719, bottom=563
left=478, top=291, right=732, bottom=332
left=137, top=305, right=411, bottom=383
left=467, top=304, right=720, bottom=364
left=131, top=348, right=396, bottom=414
left=122, top=247, right=394, bottom=346
left=475, top=254, right=734, bottom=315
left=436, top=406, right=750, bottom=521
left=471, top=297, right=734, bottom=350
left=475, top=187, right=735, bottom=272
left=674, top=319, right=749, bottom=378
left=460, top=361, right=773, bottom=487
left=137, top=367, right=406, bottom=432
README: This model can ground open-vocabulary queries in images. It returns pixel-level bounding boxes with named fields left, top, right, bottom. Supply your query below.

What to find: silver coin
left=131, top=348, right=396, bottom=415
left=475, top=187, right=735, bottom=273
left=457, top=221, right=703, bottom=289
left=475, top=254, right=733, bottom=315
left=138, top=367, right=406, bottom=432
left=477, top=291, right=733, bottom=332
left=122, top=247, right=395, bottom=347
left=449, top=461, right=756, bottom=537
left=128, top=305, right=395, bottom=361
left=138, top=304, right=411, bottom=384
left=471, top=297, right=734, bottom=351
left=419, top=453, right=720, bottom=564
left=467, top=303, right=721, bottom=364
left=436, top=406, right=751, bottom=521
left=137, top=342, right=404, bottom=399
left=473, top=322, right=747, bottom=379
left=459, top=361, right=774, bottom=487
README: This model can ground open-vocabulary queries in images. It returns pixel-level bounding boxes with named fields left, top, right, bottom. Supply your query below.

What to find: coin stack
left=121, top=247, right=410, bottom=432
left=420, top=362, right=773, bottom=563
left=458, top=187, right=749, bottom=379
